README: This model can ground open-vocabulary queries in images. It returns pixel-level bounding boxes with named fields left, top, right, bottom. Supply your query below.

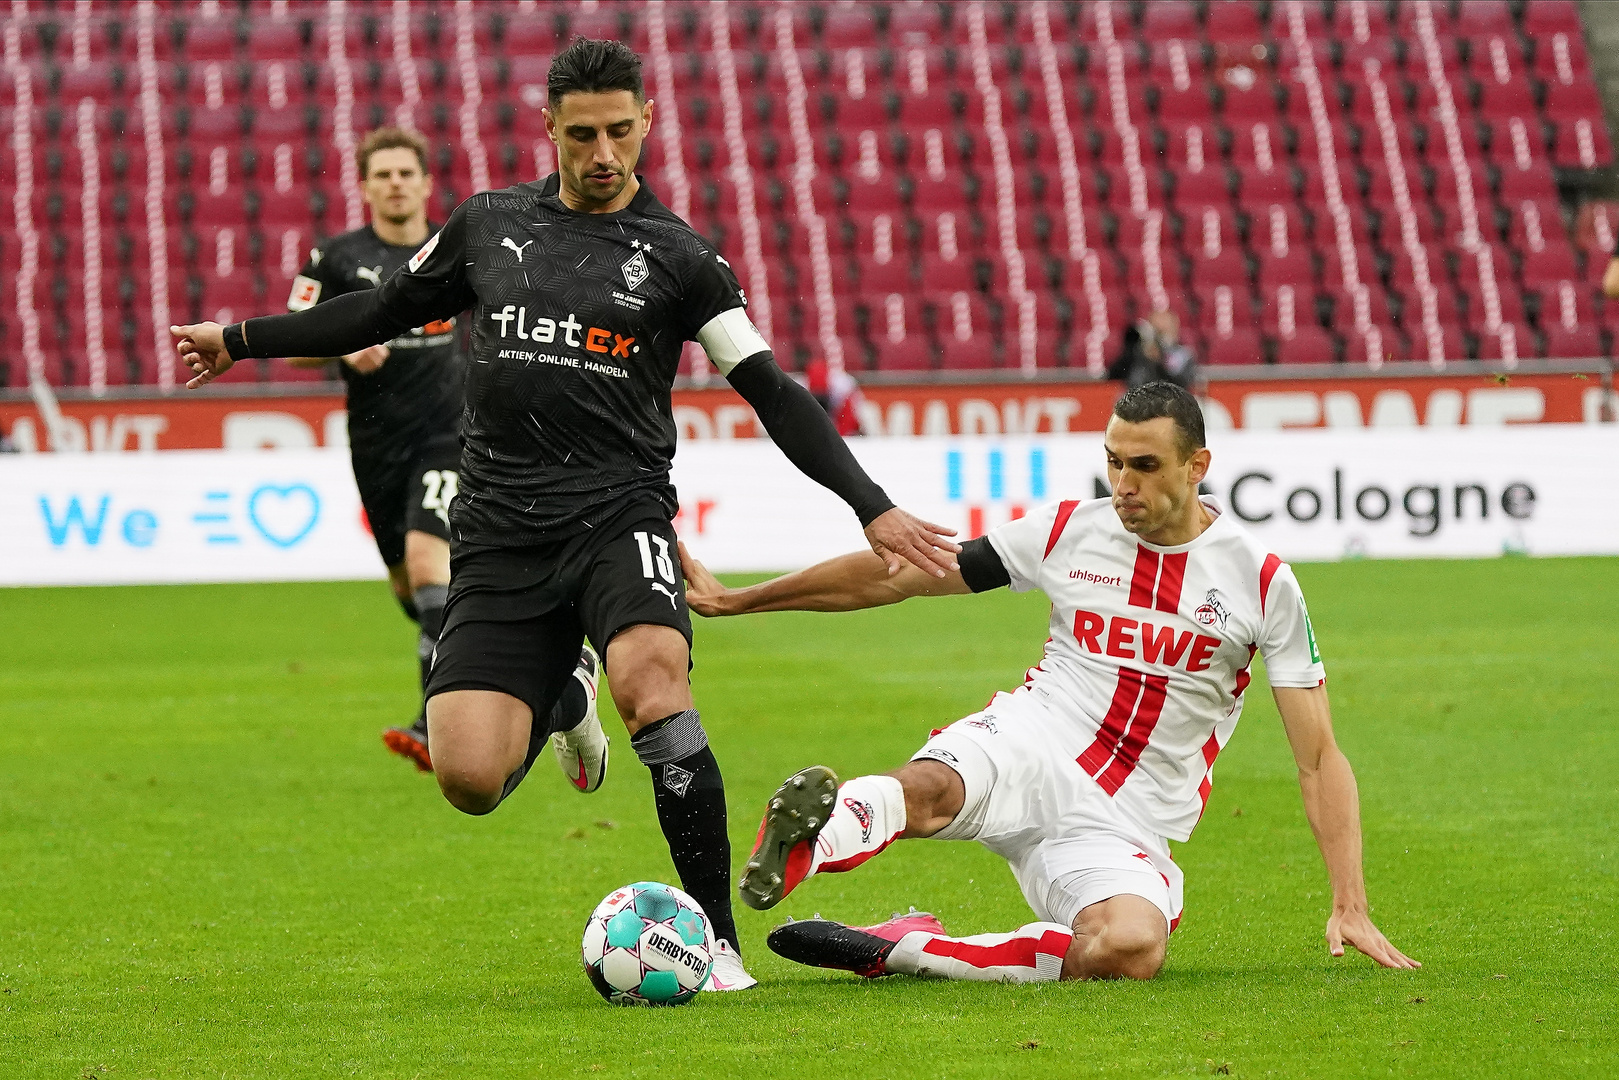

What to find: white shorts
left=911, top=687, right=1184, bottom=934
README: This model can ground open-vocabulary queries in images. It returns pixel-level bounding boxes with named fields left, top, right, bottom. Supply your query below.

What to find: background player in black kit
left=281, top=127, right=606, bottom=779
left=173, top=38, right=960, bottom=991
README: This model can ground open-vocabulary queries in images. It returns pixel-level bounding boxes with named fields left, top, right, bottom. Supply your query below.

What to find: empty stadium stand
left=1, top=0, right=1615, bottom=393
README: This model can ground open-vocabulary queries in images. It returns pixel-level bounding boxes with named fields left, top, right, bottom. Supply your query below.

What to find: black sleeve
left=957, top=536, right=1011, bottom=593
left=679, top=243, right=749, bottom=340
left=227, top=199, right=477, bottom=360
left=725, top=354, right=895, bottom=527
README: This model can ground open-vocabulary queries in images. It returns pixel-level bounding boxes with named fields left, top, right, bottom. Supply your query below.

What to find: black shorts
left=424, top=497, right=691, bottom=730
left=352, top=434, right=460, bottom=567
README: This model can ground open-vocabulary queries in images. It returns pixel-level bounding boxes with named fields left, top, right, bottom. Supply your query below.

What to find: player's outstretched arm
left=680, top=542, right=969, bottom=617
left=1275, top=685, right=1420, bottom=970
left=173, top=289, right=416, bottom=389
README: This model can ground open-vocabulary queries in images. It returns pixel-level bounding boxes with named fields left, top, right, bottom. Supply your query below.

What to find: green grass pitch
left=0, top=557, right=1614, bottom=1078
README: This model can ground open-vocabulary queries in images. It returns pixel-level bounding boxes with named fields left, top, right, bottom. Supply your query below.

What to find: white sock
left=885, top=923, right=1073, bottom=983
left=806, top=775, right=907, bottom=876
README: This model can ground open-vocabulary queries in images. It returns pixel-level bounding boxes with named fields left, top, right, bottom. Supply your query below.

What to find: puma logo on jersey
left=501, top=237, right=534, bottom=260
left=650, top=582, right=679, bottom=609
left=355, top=265, right=382, bottom=286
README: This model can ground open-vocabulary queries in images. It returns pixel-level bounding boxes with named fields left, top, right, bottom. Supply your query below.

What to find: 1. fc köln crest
left=621, top=245, right=650, bottom=291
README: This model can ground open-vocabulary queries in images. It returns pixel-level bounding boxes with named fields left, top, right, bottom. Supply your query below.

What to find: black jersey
left=355, top=175, right=748, bottom=546
left=231, top=174, right=895, bottom=549
left=290, top=224, right=464, bottom=457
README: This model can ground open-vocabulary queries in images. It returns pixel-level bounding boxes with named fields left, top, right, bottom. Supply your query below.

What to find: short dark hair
left=1112, top=381, right=1206, bottom=457
left=547, top=37, right=645, bottom=108
left=356, top=127, right=430, bottom=178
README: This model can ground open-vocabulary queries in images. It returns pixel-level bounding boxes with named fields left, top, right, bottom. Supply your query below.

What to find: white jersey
left=983, top=495, right=1325, bottom=842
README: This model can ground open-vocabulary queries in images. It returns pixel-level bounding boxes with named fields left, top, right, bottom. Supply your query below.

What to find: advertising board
left=2, top=426, right=1613, bottom=586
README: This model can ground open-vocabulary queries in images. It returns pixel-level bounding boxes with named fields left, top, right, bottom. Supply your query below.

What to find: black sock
left=548, top=675, right=588, bottom=733
left=413, top=584, right=448, bottom=714
left=397, top=594, right=420, bottom=623
left=631, top=710, right=740, bottom=955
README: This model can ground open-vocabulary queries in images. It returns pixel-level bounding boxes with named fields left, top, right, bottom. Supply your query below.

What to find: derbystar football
left=581, top=881, right=714, bottom=1005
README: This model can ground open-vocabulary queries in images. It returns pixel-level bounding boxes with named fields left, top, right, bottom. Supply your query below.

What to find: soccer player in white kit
left=681, top=383, right=1419, bottom=982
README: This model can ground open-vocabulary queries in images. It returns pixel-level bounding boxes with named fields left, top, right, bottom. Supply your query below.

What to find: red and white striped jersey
left=984, top=496, right=1325, bottom=842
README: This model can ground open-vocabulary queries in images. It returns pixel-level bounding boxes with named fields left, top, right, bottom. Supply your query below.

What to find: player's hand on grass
left=171, top=322, right=235, bottom=389
left=678, top=542, right=731, bottom=617
left=864, top=507, right=961, bottom=579
left=1327, top=908, right=1420, bottom=969
left=343, top=344, right=391, bottom=373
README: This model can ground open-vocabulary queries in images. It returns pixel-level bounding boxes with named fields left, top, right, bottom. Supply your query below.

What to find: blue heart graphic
left=247, top=483, right=321, bottom=548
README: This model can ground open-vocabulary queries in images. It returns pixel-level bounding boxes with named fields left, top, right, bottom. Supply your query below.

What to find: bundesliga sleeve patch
left=287, top=274, right=322, bottom=311
left=408, top=232, right=440, bottom=273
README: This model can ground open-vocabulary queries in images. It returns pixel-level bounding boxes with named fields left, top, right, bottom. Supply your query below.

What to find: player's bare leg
left=1063, top=894, right=1167, bottom=980
left=604, top=624, right=753, bottom=989
left=425, top=689, right=533, bottom=814
left=383, top=530, right=452, bottom=771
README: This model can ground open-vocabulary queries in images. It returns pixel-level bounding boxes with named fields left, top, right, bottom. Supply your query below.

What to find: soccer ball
left=581, top=881, right=714, bottom=1005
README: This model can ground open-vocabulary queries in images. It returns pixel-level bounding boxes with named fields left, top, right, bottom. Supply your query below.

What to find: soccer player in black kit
left=173, top=38, right=959, bottom=991
left=280, top=126, right=606, bottom=778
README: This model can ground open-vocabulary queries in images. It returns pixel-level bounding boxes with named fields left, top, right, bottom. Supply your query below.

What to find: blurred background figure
left=1107, top=311, right=1198, bottom=392
left=803, top=357, right=868, bottom=437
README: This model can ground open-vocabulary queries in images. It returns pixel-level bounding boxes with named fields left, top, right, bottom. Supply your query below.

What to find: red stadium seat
left=1453, top=0, right=1514, bottom=37
left=939, top=334, right=1000, bottom=370
left=1326, top=284, right=1395, bottom=332
left=1157, top=122, right=1221, bottom=171
left=1476, top=79, right=1538, bottom=119
left=1519, top=243, right=1581, bottom=287
left=1259, top=284, right=1322, bottom=333
left=1188, top=249, right=1249, bottom=293
left=1458, top=284, right=1527, bottom=328
left=917, top=252, right=979, bottom=293
left=1155, top=83, right=1216, bottom=124
left=1203, top=327, right=1264, bottom=365
left=1541, top=322, right=1602, bottom=358
left=1139, top=1, right=1200, bottom=40
left=1272, top=324, right=1337, bottom=364
left=1256, top=248, right=1317, bottom=291
left=853, top=254, right=912, bottom=294
left=1466, top=35, right=1525, bottom=86
left=1234, top=163, right=1293, bottom=205
left=1534, top=280, right=1595, bottom=327
left=1552, top=118, right=1614, bottom=169
left=1144, top=39, right=1208, bottom=83
left=1205, top=2, right=1263, bottom=44
left=871, top=336, right=935, bottom=372
left=244, top=18, right=305, bottom=61
left=821, top=8, right=878, bottom=49
left=1173, top=166, right=1231, bottom=206
left=1544, top=81, right=1604, bottom=121
left=1523, top=0, right=1585, bottom=35
left=1474, top=324, right=1531, bottom=361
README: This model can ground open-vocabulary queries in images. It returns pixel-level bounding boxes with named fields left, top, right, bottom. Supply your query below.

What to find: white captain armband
left=287, top=274, right=322, bottom=311
left=694, top=307, right=770, bottom=376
